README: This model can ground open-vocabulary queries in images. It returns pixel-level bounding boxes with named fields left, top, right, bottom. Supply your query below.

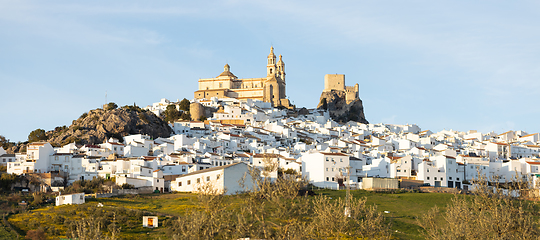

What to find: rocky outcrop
left=45, top=107, right=172, bottom=146
left=317, top=90, right=368, bottom=124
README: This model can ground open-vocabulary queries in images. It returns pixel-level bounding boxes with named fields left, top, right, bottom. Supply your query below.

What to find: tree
left=320, top=98, right=328, bottom=110
left=105, top=102, right=118, bottom=111
left=169, top=168, right=391, bottom=239
left=163, top=105, right=181, bottom=123
left=180, top=112, right=190, bottom=121
left=419, top=174, right=539, bottom=239
left=28, top=129, right=47, bottom=143
left=179, top=98, right=190, bottom=112
left=0, top=135, right=15, bottom=150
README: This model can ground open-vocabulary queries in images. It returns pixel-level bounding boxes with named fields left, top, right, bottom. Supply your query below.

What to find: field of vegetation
left=2, top=170, right=540, bottom=239
left=2, top=188, right=455, bottom=240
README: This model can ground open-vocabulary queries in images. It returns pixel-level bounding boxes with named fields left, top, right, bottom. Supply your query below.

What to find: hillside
left=45, top=105, right=172, bottom=146
left=6, top=190, right=456, bottom=240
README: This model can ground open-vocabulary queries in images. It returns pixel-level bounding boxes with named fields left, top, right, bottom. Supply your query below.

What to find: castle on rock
left=194, top=47, right=292, bottom=108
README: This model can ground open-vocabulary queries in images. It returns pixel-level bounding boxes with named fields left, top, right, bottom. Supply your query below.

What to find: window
left=206, top=176, right=210, bottom=181
left=187, top=180, right=191, bottom=185
left=326, top=157, right=329, bottom=162
left=332, top=177, right=335, bottom=181
left=449, top=177, right=452, bottom=180
left=427, top=177, right=430, bottom=180
left=434, top=177, right=437, bottom=180
left=457, top=178, right=460, bottom=181
left=217, top=174, right=220, bottom=180
left=326, top=168, right=328, bottom=171
left=179, top=182, right=182, bottom=187
left=197, top=178, right=200, bottom=183
left=326, top=177, right=329, bottom=181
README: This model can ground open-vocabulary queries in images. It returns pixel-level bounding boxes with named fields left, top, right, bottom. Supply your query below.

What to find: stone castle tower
left=194, top=47, right=292, bottom=108
left=323, top=74, right=359, bottom=104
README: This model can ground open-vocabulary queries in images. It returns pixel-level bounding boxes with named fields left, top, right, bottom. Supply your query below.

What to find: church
left=194, top=47, right=292, bottom=108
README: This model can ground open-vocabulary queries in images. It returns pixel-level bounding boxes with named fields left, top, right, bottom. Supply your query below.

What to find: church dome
left=217, top=64, right=237, bottom=78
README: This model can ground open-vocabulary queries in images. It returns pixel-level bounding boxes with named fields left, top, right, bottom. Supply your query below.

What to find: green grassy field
left=318, top=190, right=455, bottom=239
left=7, top=190, right=457, bottom=239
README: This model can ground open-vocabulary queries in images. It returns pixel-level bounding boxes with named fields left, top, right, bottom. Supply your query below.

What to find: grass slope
left=9, top=190, right=455, bottom=239
left=318, top=190, right=455, bottom=239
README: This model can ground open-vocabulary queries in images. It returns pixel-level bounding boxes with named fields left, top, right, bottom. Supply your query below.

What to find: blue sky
left=1, top=1, right=540, bottom=142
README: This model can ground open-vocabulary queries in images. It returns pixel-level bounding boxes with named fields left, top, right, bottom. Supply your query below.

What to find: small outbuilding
left=143, top=216, right=158, bottom=228
left=56, top=193, right=85, bottom=206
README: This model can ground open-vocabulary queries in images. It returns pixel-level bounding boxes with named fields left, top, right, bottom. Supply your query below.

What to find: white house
left=8, top=142, right=54, bottom=174
left=115, top=169, right=165, bottom=192
left=100, top=139, right=125, bottom=157
left=417, top=155, right=464, bottom=188
left=301, top=151, right=354, bottom=189
left=171, top=162, right=254, bottom=195
left=56, top=193, right=85, bottom=206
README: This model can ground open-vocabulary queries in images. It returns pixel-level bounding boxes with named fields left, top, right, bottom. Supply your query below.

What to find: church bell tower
left=267, top=46, right=276, bottom=77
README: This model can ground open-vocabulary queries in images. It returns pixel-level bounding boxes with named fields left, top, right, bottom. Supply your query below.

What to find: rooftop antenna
left=105, top=91, right=108, bottom=105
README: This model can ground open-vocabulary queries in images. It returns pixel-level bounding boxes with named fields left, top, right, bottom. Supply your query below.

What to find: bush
left=169, top=169, right=391, bottom=239
left=120, top=183, right=135, bottom=189
left=419, top=175, right=539, bottom=239
left=28, top=129, right=47, bottom=143
left=104, top=102, right=118, bottom=111
left=179, top=98, right=190, bottom=112
left=25, top=228, right=47, bottom=240
left=30, top=194, right=44, bottom=206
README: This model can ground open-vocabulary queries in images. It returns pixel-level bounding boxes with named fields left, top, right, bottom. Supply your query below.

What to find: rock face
left=317, top=90, right=368, bottom=124
left=46, top=107, right=172, bottom=146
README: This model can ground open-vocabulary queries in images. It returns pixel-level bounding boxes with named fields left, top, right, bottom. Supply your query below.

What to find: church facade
left=194, top=47, right=292, bottom=108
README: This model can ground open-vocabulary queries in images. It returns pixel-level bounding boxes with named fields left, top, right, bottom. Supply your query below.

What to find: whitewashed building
left=171, top=162, right=253, bottom=195
left=56, top=193, right=85, bottom=206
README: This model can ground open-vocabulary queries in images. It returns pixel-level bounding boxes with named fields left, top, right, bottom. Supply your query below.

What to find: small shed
left=362, top=178, right=399, bottom=190
left=143, top=216, right=158, bottom=228
left=56, top=193, right=85, bottom=206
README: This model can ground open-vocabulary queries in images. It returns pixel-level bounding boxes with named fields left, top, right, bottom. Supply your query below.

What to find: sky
left=1, top=0, right=540, bottom=143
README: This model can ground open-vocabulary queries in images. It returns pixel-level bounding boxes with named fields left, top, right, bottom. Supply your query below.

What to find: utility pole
left=345, top=165, right=351, bottom=217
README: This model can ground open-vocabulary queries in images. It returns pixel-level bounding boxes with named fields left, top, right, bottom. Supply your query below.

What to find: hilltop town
left=3, top=96, right=540, bottom=195
left=2, top=47, right=539, bottom=195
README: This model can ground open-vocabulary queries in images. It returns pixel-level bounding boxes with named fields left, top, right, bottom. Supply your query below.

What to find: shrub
left=28, top=129, right=47, bottom=143
left=419, top=175, right=539, bottom=239
left=25, top=229, right=46, bottom=240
